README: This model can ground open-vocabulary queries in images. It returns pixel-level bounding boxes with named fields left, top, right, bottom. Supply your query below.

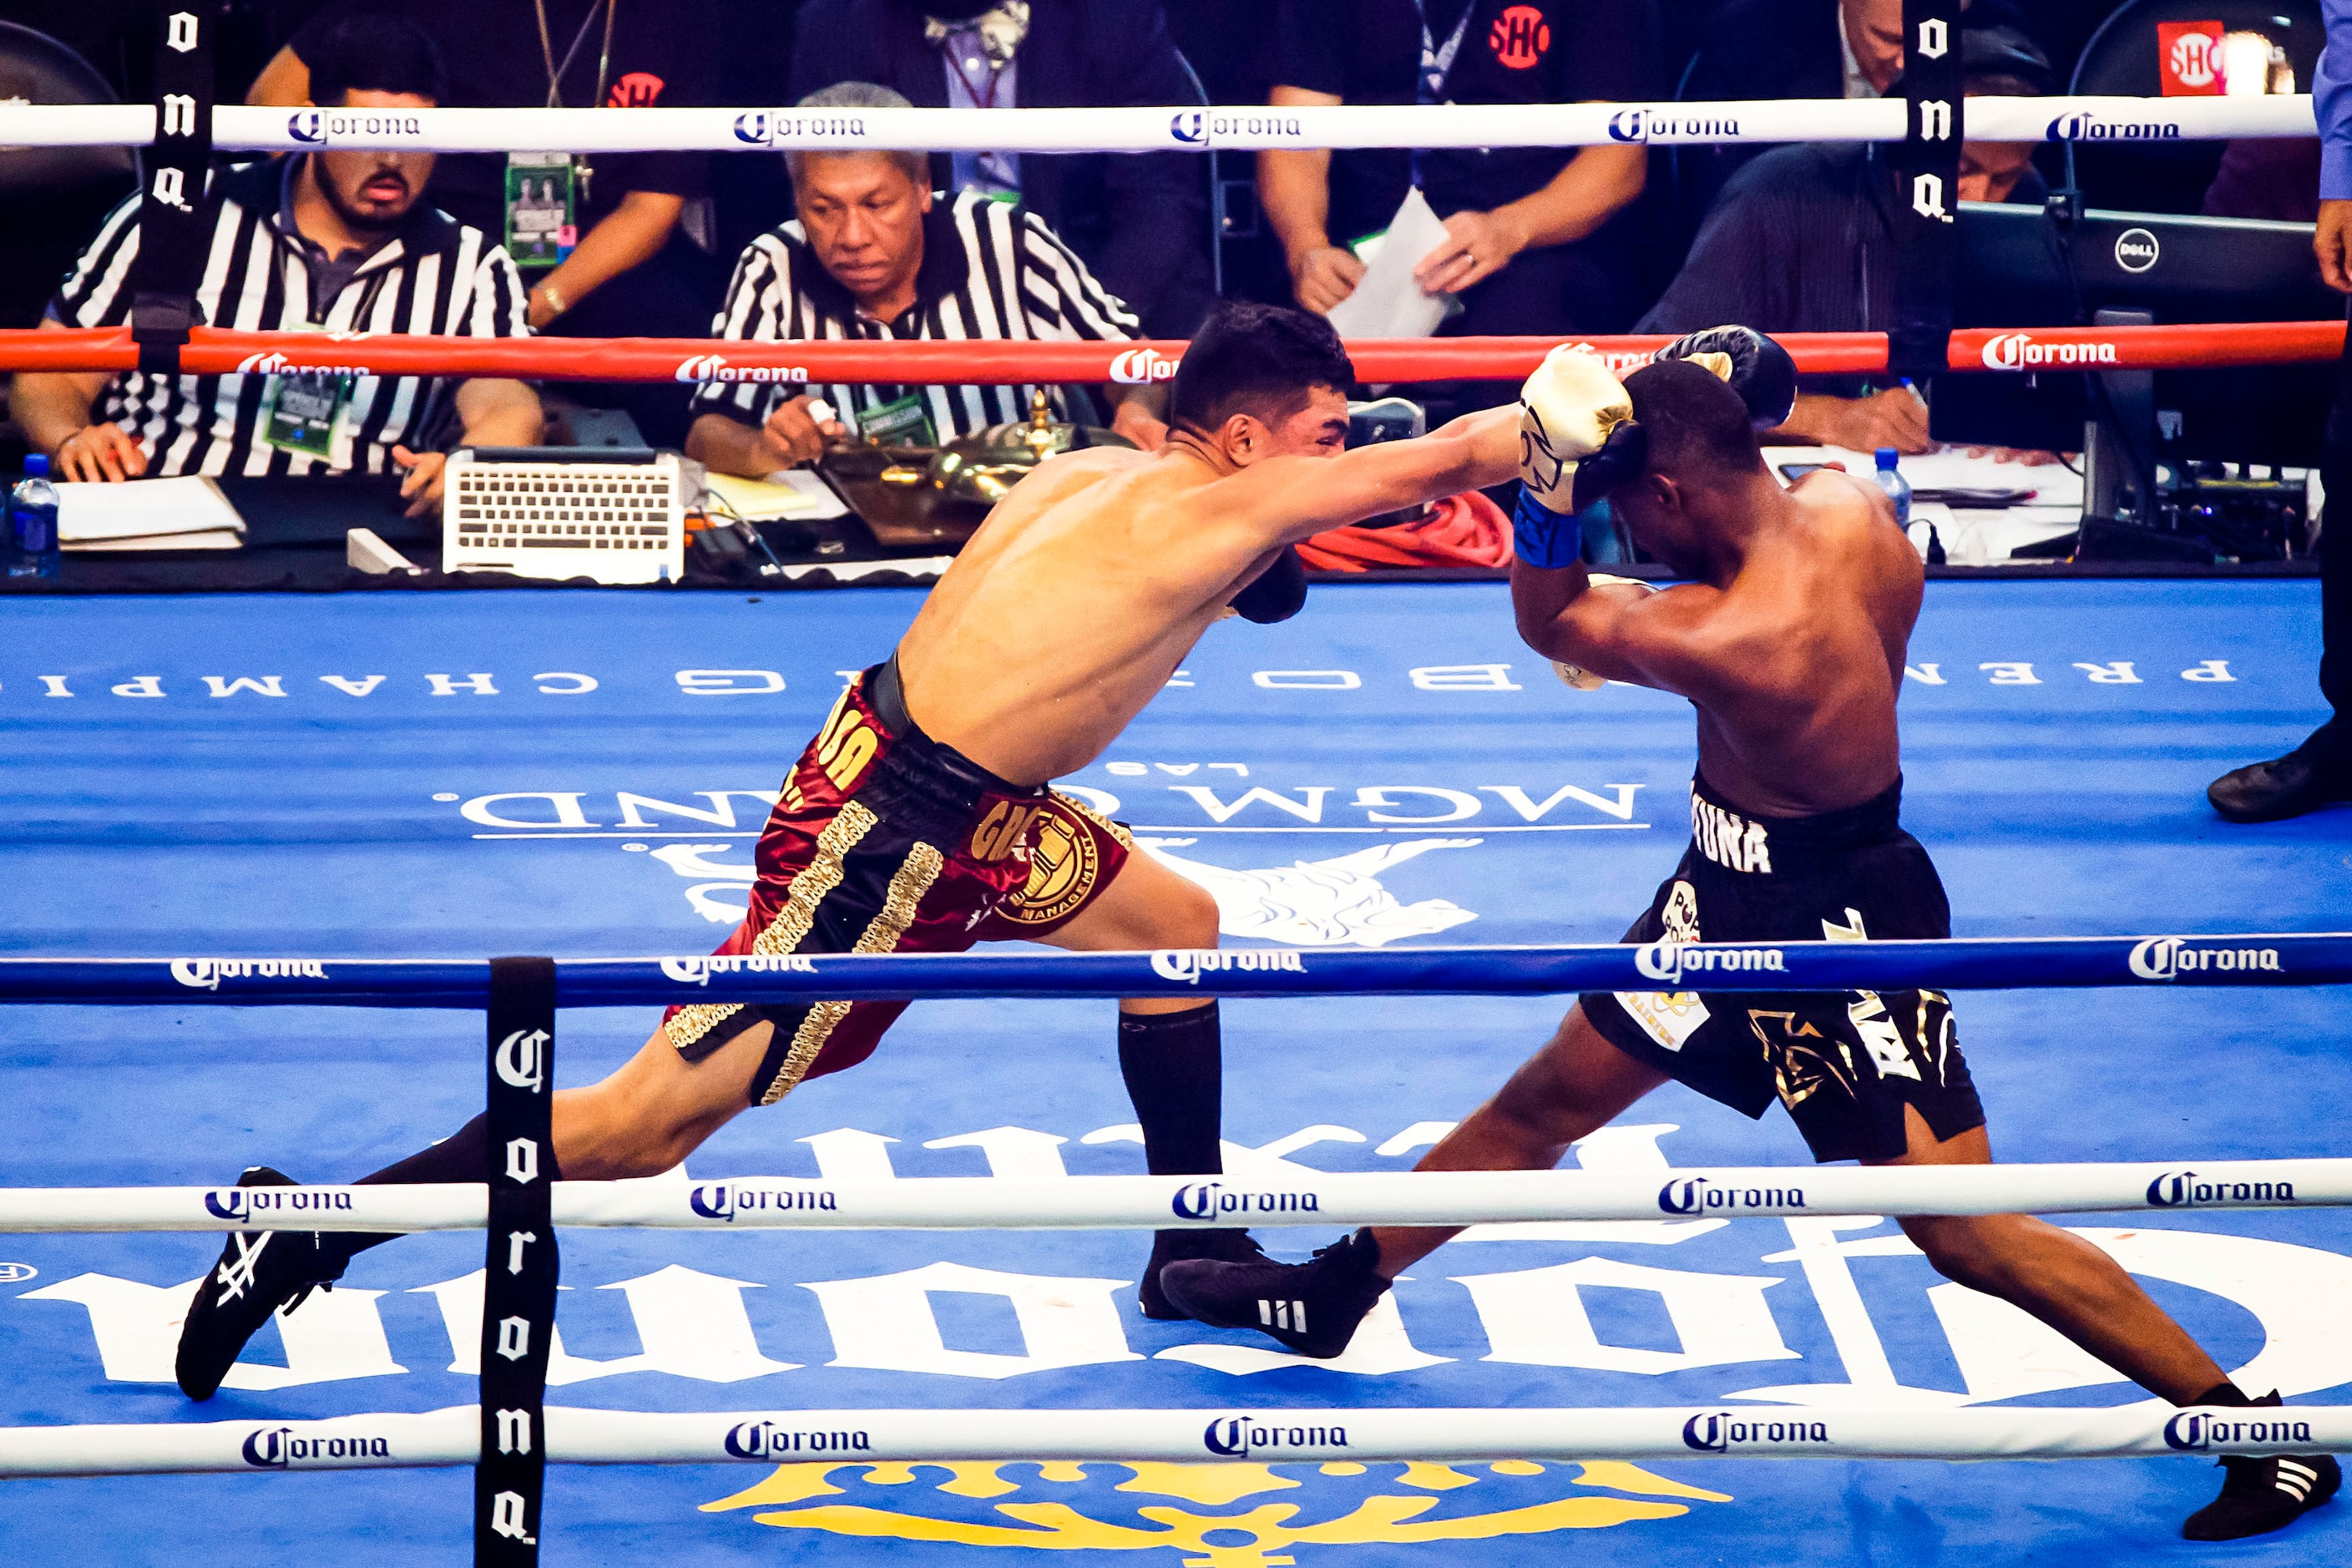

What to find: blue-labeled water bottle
left=9, top=453, right=59, bottom=578
left=1872, top=447, right=1911, bottom=529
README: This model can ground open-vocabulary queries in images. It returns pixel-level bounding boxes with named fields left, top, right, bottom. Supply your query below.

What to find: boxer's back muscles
left=899, top=397, right=1518, bottom=785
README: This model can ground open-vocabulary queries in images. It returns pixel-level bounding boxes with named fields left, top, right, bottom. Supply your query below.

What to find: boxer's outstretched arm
left=1204, top=405, right=1521, bottom=546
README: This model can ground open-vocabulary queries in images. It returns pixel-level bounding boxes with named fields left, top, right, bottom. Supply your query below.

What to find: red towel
left=1297, top=491, right=1514, bottom=573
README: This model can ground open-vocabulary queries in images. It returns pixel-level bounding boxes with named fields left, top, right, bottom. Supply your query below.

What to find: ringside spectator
left=685, top=83, right=1164, bottom=478
left=13, top=15, right=540, bottom=515
left=1637, top=26, right=2053, bottom=455
left=1258, top=0, right=1661, bottom=343
left=789, top=0, right=1215, bottom=339
left=251, top=0, right=721, bottom=445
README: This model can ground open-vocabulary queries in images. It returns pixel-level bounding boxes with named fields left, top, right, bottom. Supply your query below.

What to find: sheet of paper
left=57, top=476, right=246, bottom=543
left=63, top=527, right=244, bottom=552
left=706, top=468, right=849, bottom=521
left=1763, top=443, right=2085, bottom=510
left=1327, top=186, right=1454, bottom=341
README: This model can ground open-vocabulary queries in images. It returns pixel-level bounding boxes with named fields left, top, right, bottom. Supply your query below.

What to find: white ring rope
left=0, top=94, right=2314, bottom=154
left=3, top=1157, right=2341, bottom=1233
left=1, top=1404, right=2344, bottom=1479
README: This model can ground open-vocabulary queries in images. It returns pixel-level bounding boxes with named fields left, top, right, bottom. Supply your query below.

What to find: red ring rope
left=0, top=321, right=2335, bottom=384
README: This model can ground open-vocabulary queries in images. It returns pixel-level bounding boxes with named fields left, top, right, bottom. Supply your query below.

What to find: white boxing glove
left=1517, top=346, right=1634, bottom=516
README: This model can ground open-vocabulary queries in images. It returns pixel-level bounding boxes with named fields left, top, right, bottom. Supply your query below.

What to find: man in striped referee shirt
left=685, top=82, right=1166, bottom=478
left=12, top=17, right=541, bottom=516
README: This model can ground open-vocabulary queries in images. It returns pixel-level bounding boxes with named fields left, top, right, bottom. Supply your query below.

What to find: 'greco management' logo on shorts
left=1148, top=948, right=1307, bottom=984
left=2127, top=937, right=2283, bottom=981
left=171, top=958, right=329, bottom=990
left=674, top=354, right=809, bottom=385
left=1681, top=1412, right=1830, bottom=1453
left=1203, top=1418, right=1349, bottom=1458
left=1171, top=1181, right=1323, bottom=1222
left=1657, top=1176, right=1808, bottom=1216
left=1633, top=942, right=1785, bottom=986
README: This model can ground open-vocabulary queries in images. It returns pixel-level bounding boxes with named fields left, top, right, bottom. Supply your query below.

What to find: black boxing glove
left=1232, top=544, right=1308, bottom=624
left=1655, top=326, right=1798, bottom=432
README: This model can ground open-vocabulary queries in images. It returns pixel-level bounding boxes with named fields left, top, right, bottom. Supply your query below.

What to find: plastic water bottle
left=1872, top=448, right=1911, bottom=529
left=8, top=453, right=58, bottom=579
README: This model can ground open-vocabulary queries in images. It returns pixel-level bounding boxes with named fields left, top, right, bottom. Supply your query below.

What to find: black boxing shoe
left=2208, top=742, right=2352, bottom=823
left=175, top=1167, right=347, bottom=1401
left=2181, top=1392, right=2341, bottom=1541
left=1137, top=1229, right=1271, bottom=1320
left=1154, top=1227, right=1389, bottom=1358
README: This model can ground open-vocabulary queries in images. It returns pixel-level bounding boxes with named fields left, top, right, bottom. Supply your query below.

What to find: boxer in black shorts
left=1161, top=334, right=2337, bottom=1543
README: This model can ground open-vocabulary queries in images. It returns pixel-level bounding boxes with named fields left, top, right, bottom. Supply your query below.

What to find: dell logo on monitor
left=2114, top=227, right=2161, bottom=274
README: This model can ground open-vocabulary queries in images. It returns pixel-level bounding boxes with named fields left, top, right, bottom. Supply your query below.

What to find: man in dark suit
left=789, top=0, right=1216, bottom=339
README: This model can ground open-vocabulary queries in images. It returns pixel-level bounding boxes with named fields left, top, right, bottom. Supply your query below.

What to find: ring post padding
left=478, top=959, right=556, bottom=1565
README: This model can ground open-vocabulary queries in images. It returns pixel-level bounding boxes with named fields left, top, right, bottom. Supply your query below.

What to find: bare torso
left=894, top=446, right=1283, bottom=784
left=1658, top=473, right=1922, bottom=817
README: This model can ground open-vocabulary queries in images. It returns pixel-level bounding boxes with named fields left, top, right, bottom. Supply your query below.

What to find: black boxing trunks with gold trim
left=662, top=655, right=1132, bottom=1105
left=1579, top=773, right=1984, bottom=1164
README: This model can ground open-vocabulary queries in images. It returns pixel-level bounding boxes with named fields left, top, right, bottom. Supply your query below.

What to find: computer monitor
left=1933, top=201, right=2339, bottom=464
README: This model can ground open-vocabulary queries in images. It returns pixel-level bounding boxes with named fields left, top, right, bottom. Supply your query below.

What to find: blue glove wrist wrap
left=1512, top=487, right=1581, bottom=569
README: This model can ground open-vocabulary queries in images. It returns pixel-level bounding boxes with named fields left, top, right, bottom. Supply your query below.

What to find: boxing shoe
left=175, top=1166, right=348, bottom=1400
left=2208, top=741, right=2352, bottom=823
left=1137, top=1229, right=1272, bottom=1320
left=1154, top=1227, right=1389, bottom=1358
left=2181, top=1392, right=2341, bottom=1540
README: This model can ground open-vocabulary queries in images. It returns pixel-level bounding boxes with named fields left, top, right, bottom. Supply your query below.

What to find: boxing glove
left=1514, top=346, right=1636, bottom=569
left=1232, top=544, right=1308, bottom=624
left=1654, top=326, right=1798, bottom=432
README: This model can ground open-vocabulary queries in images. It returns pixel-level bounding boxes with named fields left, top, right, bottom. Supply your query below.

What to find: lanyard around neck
left=534, top=0, right=617, bottom=109
left=1417, top=0, right=1476, bottom=104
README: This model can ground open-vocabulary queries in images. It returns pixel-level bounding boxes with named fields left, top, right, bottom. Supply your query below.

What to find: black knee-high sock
left=1118, top=1003, right=1224, bottom=1177
left=316, top=1113, right=562, bottom=1271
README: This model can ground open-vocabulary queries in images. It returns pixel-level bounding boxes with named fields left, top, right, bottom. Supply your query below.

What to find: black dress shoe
left=2208, top=747, right=2352, bottom=823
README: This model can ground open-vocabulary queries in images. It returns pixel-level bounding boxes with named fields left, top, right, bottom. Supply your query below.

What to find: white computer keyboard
left=444, top=447, right=685, bottom=584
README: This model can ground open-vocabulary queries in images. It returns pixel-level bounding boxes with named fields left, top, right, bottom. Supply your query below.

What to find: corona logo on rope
left=169, top=958, right=328, bottom=989
left=240, top=1426, right=392, bottom=1468
left=1632, top=942, right=1785, bottom=985
left=1147, top=948, right=1307, bottom=984
left=203, top=1186, right=355, bottom=1220
left=285, top=109, right=424, bottom=144
left=659, top=954, right=818, bottom=984
left=1679, top=1413, right=1830, bottom=1453
left=674, top=354, right=810, bottom=385
left=1607, top=109, right=1743, bottom=144
left=723, top=1421, right=871, bottom=1459
left=1204, top=1418, right=1351, bottom=1457
left=232, top=351, right=377, bottom=377
left=705, top=1455, right=1732, bottom=1564
left=1109, top=347, right=1181, bottom=384
left=2144, top=1169, right=2299, bottom=1208
left=2163, top=1412, right=2316, bottom=1452
left=1656, top=1176, right=1808, bottom=1216
left=1167, top=111, right=1306, bottom=147
left=687, top=1181, right=840, bottom=1220
left=1171, top=1181, right=1323, bottom=1222
left=729, top=113, right=871, bottom=148
left=1979, top=333, right=2121, bottom=371
left=2127, top=935, right=2284, bottom=980
left=2043, top=113, right=2184, bottom=142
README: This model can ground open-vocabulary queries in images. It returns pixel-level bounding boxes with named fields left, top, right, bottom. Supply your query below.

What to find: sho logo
left=2045, top=114, right=2183, bottom=143
left=241, top=1426, right=392, bottom=1467
left=1110, top=346, right=1180, bottom=384
left=1171, top=1181, right=1322, bottom=1221
left=1202, top=1418, right=1348, bottom=1457
left=1657, top=1176, right=1808, bottom=1215
left=2164, top=1411, right=2314, bottom=1451
left=170, top=958, right=330, bottom=989
left=2145, top=1169, right=2298, bottom=1208
left=2128, top=936, right=2283, bottom=981
left=2114, top=227, right=2160, bottom=274
left=1147, top=948, right=1307, bottom=984
left=674, top=354, right=809, bottom=384
left=1680, top=1412, right=1830, bottom=1452
left=495, top=1028, right=548, bottom=1093
left=726, top=1419, right=870, bottom=1458
left=733, top=111, right=773, bottom=145
left=1633, top=943, right=1784, bottom=984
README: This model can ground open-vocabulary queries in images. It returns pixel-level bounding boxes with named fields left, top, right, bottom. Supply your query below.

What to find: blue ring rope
left=0, top=933, right=2329, bottom=1008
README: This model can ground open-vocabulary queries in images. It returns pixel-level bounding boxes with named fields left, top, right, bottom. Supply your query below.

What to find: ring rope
left=0, top=1158, right=2341, bottom=1234
left=0, top=322, right=2327, bottom=384
left=0, top=94, right=2314, bottom=154
left=3, top=1403, right=2344, bottom=1479
left=0, top=933, right=2324, bottom=1009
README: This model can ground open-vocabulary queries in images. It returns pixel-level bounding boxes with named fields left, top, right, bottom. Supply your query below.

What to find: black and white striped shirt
left=692, top=189, right=1138, bottom=443
left=51, top=159, right=529, bottom=478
